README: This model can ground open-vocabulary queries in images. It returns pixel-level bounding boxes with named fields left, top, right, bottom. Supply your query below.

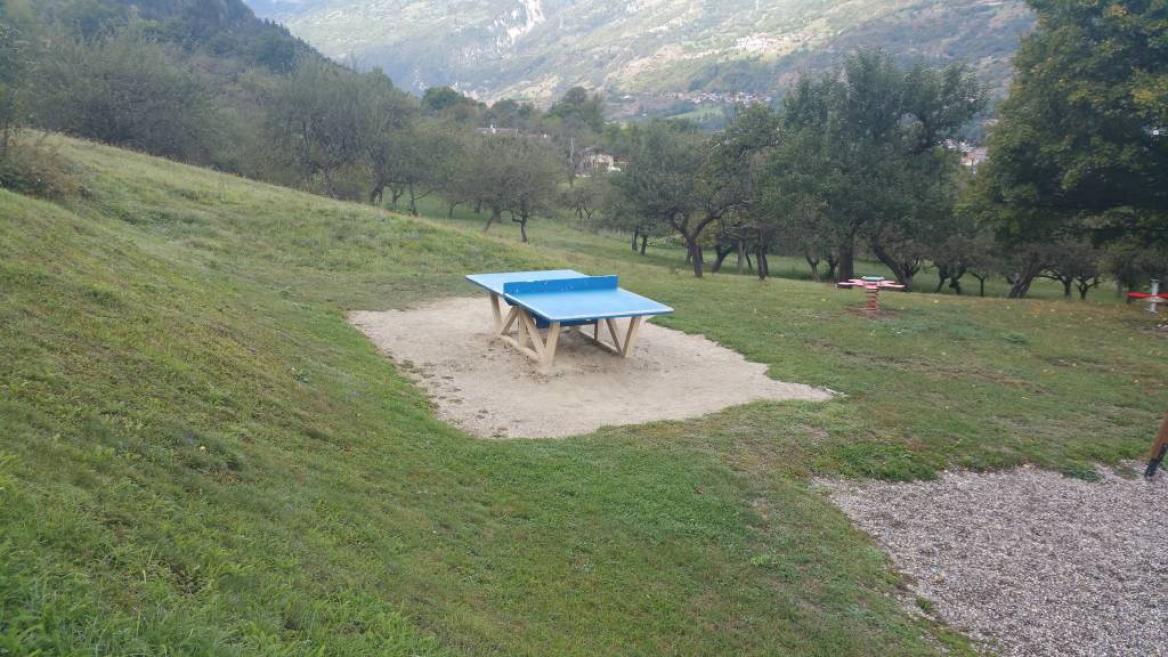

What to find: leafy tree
left=1041, top=239, right=1103, bottom=300
left=705, top=104, right=782, bottom=279
left=50, top=0, right=127, bottom=40
left=485, top=98, right=538, bottom=130
left=612, top=121, right=732, bottom=277
left=458, top=135, right=562, bottom=242
left=930, top=219, right=998, bottom=296
left=32, top=30, right=218, bottom=163
left=980, top=0, right=1168, bottom=252
left=421, top=86, right=482, bottom=123
left=0, top=11, right=27, bottom=153
left=563, top=175, right=615, bottom=224
left=371, top=119, right=464, bottom=216
left=546, top=86, right=605, bottom=134
left=777, top=51, right=985, bottom=283
left=976, top=0, right=1168, bottom=299
left=268, top=62, right=399, bottom=199
left=760, top=118, right=841, bottom=281
left=1103, top=242, right=1168, bottom=295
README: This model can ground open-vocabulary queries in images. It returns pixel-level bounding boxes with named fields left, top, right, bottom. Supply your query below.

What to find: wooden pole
left=1144, top=412, right=1168, bottom=478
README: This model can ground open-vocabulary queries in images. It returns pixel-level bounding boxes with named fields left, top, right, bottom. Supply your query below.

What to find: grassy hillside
left=2, top=136, right=1165, bottom=655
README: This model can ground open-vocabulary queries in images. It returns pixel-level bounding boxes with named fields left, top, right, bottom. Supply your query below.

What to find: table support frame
left=485, top=292, right=645, bottom=370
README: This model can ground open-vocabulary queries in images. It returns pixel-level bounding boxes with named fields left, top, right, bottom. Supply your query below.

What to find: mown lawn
left=2, top=136, right=1164, bottom=656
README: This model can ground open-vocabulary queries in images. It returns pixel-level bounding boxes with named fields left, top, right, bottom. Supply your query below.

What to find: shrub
left=0, top=137, right=80, bottom=200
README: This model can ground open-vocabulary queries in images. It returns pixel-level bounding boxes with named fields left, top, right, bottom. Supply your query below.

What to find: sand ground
left=350, top=297, right=831, bottom=439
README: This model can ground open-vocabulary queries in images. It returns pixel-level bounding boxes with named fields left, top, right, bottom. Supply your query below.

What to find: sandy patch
left=822, top=466, right=1168, bottom=657
left=350, top=297, right=831, bottom=439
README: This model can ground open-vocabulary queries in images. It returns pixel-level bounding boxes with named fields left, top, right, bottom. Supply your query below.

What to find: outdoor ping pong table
left=466, top=270, right=674, bottom=368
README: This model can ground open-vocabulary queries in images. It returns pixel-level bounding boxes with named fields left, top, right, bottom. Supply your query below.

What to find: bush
left=0, top=137, right=80, bottom=200
left=30, top=31, right=220, bottom=164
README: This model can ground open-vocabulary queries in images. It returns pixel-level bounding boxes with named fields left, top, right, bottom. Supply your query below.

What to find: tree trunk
left=870, top=242, right=920, bottom=291
left=826, top=254, right=838, bottom=281
left=1008, top=270, right=1040, bottom=298
left=447, top=201, right=460, bottom=218
left=483, top=208, right=501, bottom=232
left=640, top=235, right=648, bottom=255
left=837, top=241, right=855, bottom=281
left=518, top=218, right=528, bottom=242
left=805, top=253, right=821, bottom=282
left=736, top=240, right=746, bottom=274
left=687, top=239, right=705, bottom=277
left=407, top=183, right=418, bottom=216
left=1077, top=277, right=1098, bottom=300
left=631, top=228, right=640, bottom=252
left=321, top=168, right=340, bottom=200
left=950, top=277, right=964, bottom=295
left=935, top=271, right=948, bottom=294
left=712, top=244, right=735, bottom=273
left=1062, top=279, right=1073, bottom=298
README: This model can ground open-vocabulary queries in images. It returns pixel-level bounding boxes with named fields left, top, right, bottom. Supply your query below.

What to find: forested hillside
left=3, top=0, right=324, bottom=176
left=247, top=0, right=1034, bottom=103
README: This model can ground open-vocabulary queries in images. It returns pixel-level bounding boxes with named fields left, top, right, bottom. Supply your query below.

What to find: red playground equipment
left=837, top=276, right=906, bottom=314
left=1128, top=279, right=1168, bottom=314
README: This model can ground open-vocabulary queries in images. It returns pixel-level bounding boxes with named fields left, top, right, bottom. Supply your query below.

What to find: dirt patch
left=350, top=297, right=832, bottom=439
left=821, top=466, right=1168, bottom=657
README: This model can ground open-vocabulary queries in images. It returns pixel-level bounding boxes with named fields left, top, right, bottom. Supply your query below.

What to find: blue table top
left=466, top=270, right=673, bottom=323
left=465, top=270, right=584, bottom=295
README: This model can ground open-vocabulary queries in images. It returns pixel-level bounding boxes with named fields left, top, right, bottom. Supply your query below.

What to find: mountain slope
left=246, top=0, right=1034, bottom=102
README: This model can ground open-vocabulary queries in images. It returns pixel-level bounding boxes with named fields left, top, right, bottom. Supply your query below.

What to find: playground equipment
left=1127, top=279, right=1168, bottom=314
left=837, top=276, right=906, bottom=314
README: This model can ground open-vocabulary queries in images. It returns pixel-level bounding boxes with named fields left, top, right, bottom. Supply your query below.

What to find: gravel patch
left=822, top=466, right=1168, bottom=657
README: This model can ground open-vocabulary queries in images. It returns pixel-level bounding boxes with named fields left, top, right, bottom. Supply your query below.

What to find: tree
left=268, top=61, right=395, bottom=199
left=546, top=87, right=605, bottom=134
left=612, top=122, right=728, bottom=277
left=1104, top=242, right=1168, bottom=296
left=776, top=52, right=986, bottom=283
left=760, top=117, right=841, bottom=281
left=978, top=0, right=1168, bottom=293
left=931, top=221, right=998, bottom=296
left=374, top=120, right=464, bottom=215
left=1041, top=239, right=1102, bottom=300
left=563, top=175, right=615, bottom=224
left=702, top=104, right=783, bottom=279
left=32, top=30, right=219, bottom=163
left=421, top=86, right=482, bottom=123
left=486, top=98, right=538, bottom=131
left=0, top=13, right=27, bottom=153
left=458, top=135, right=561, bottom=242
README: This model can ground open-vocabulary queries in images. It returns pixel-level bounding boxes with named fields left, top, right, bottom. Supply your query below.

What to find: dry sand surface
left=822, top=466, right=1168, bottom=657
left=350, top=297, right=831, bottom=439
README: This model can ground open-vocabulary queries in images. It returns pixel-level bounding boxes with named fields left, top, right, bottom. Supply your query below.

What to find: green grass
left=2, top=136, right=1165, bottom=656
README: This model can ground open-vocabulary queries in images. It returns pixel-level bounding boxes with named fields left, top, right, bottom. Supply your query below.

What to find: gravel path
left=823, top=466, right=1168, bottom=657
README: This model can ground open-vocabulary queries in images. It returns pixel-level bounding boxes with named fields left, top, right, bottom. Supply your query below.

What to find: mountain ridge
left=244, top=0, right=1034, bottom=104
